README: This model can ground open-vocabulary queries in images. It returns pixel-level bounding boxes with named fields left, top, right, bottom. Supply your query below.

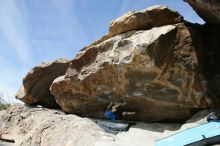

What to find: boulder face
left=109, top=5, right=183, bottom=36
left=50, top=17, right=220, bottom=121
left=16, top=58, right=69, bottom=108
left=184, top=0, right=220, bottom=24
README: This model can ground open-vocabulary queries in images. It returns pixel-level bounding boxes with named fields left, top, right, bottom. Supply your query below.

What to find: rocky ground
left=0, top=104, right=217, bottom=146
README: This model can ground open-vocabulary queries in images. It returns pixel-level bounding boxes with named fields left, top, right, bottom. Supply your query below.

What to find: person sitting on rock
left=207, top=112, right=219, bottom=122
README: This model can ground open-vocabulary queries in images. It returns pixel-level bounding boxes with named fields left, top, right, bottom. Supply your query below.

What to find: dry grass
left=0, top=92, right=12, bottom=110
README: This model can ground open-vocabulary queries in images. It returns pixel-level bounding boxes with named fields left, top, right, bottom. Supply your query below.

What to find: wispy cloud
left=0, top=0, right=32, bottom=63
left=0, top=56, right=21, bottom=103
left=0, top=84, right=19, bottom=103
left=119, top=0, right=130, bottom=16
left=49, top=0, right=89, bottom=43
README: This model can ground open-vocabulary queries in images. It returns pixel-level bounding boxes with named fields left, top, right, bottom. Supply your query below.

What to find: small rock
left=109, top=5, right=183, bottom=36
left=15, top=58, right=70, bottom=108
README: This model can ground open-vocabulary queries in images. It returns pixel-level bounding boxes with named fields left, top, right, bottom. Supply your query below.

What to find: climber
left=104, top=100, right=136, bottom=121
left=207, top=112, right=219, bottom=122
left=104, top=102, right=123, bottom=121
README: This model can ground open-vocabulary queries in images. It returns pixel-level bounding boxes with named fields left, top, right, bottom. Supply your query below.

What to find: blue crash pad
left=155, top=122, right=220, bottom=146
left=90, top=118, right=134, bottom=134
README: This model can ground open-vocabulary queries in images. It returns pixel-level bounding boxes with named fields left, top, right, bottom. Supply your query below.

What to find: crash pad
left=155, top=122, right=220, bottom=146
left=90, top=118, right=134, bottom=134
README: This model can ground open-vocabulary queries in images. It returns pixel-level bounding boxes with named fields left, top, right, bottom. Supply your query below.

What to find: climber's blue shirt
left=104, top=111, right=116, bottom=121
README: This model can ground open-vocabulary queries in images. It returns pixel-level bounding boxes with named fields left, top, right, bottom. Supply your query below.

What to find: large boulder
left=184, top=0, right=220, bottom=24
left=15, top=5, right=220, bottom=122
left=50, top=15, right=220, bottom=122
left=109, top=5, right=183, bottom=36
left=16, top=58, right=69, bottom=108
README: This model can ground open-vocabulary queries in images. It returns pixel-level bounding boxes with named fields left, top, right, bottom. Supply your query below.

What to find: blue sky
left=0, top=0, right=204, bottom=102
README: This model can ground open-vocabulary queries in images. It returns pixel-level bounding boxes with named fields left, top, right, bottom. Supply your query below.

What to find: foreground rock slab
left=16, top=58, right=69, bottom=108
left=0, top=105, right=218, bottom=146
left=0, top=105, right=115, bottom=146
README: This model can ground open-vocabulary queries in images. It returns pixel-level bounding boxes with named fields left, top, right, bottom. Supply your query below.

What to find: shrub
left=0, top=92, right=11, bottom=110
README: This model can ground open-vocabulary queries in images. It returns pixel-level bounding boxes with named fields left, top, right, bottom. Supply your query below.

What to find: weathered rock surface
left=0, top=105, right=219, bottom=146
left=184, top=0, right=220, bottom=24
left=109, top=5, right=183, bottom=36
left=16, top=59, right=70, bottom=108
left=51, top=19, right=220, bottom=122
left=0, top=105, right=114, bottom=146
